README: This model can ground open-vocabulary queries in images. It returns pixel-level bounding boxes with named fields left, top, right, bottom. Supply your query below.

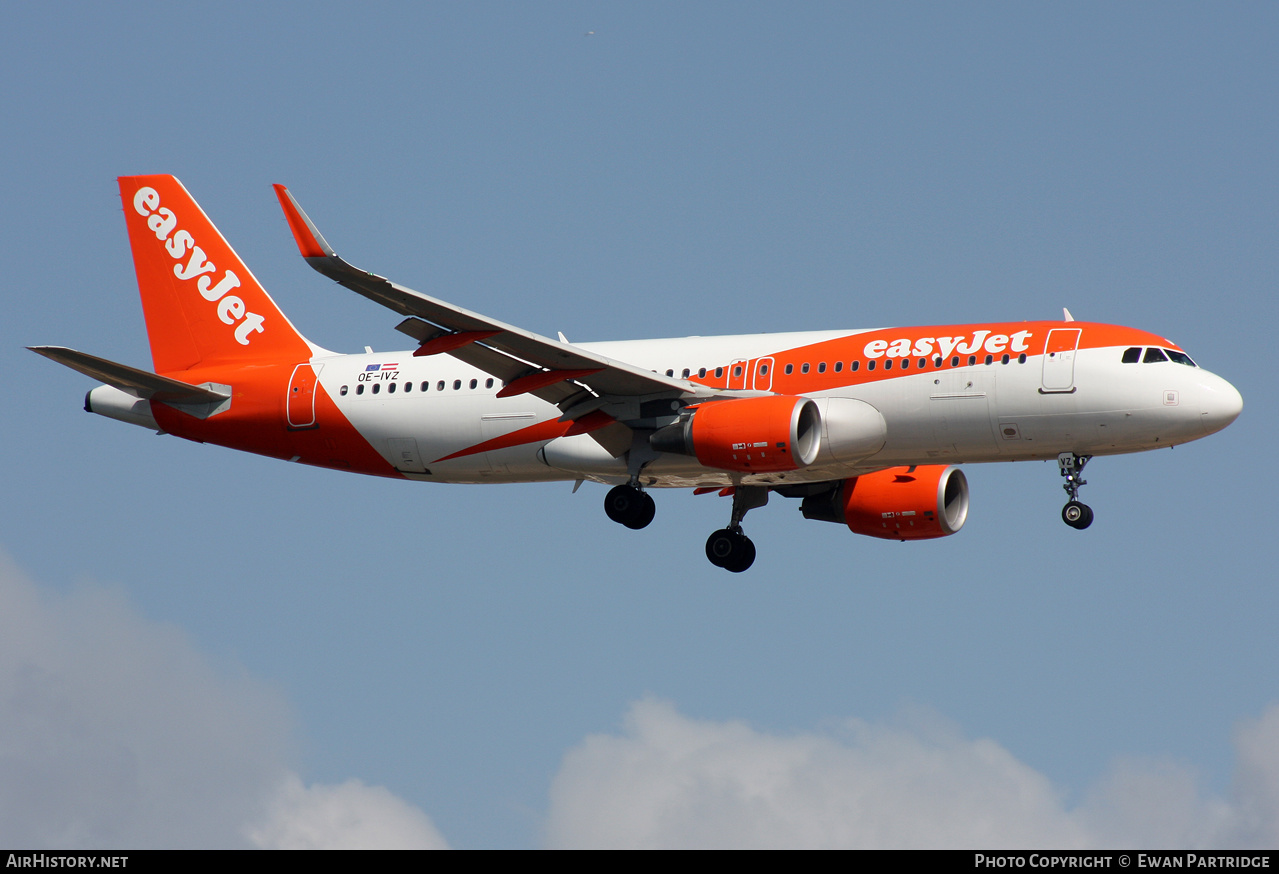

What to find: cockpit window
left=1122, top=347, right=1142, bottom=364
left=1165, top=349, right=1197, bottom=367
left=1143, top=347, right=1169, bottom=363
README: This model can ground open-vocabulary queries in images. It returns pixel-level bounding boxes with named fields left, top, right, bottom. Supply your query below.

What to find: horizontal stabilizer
left=28, top=346, right=230, bottom=404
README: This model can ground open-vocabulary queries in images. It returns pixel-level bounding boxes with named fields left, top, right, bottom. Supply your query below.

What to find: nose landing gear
left=1058, top=453, right=1094, bottom=530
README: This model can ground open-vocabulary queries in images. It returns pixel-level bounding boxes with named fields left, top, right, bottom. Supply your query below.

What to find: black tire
left=625, top=491, right=656, bottom=530
left=723, top=535, right=756, bottom=573
left=1062, top=501, right=1093, bottom=530
left=605, top=485, right=643, bottom=526
left=706, top=529, right=756, bottom=572
left=705, top=528, right=736, bottom=567
left=1077, top=503, right=1094, bottom=529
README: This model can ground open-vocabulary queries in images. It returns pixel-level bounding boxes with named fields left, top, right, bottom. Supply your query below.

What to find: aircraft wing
left=274, top=185, right=728, bottom=413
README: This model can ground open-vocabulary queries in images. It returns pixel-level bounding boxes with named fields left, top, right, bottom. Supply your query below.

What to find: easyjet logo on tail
left=132, top=187, right=265, bottom=345
left=863, top=329, right=1035, bottom=360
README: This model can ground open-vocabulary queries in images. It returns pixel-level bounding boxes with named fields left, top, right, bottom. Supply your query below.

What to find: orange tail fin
left=119, top=175, right=314, bottom=373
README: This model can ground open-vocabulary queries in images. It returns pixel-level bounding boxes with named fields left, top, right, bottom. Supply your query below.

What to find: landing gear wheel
left=1062, top=501, right=1094, bottom=530
left=629, top=491, right=656, bottom=530
left=705, top=528, right=756, bottom=572
left=604, top=485, right=655, bottom=530
left=705, top=528, right=734, bottom=567
left=724, top=535, right=756, bottom=573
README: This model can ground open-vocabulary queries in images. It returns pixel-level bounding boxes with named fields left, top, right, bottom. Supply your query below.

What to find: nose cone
left=1199, top=372, right=1243, bottom=436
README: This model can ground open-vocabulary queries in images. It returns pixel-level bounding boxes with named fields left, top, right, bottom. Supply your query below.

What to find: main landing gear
left=603, top=478, right=767, bottom=573
left=1058, top=452, right=1094, bottom=530
left=604, top=483, right=655, bottom=530
left=705, top=528, right=755, bottom=573
left=705, top=486, right=767, bottom=573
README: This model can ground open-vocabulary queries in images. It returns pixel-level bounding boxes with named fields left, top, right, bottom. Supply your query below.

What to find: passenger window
left=1143, top=348, right=1169, bottom=363
left=984, top=354, right=993, bottom=365
left=900, top=359, right=909, bottom=369
left=388, top=382, right=397, bottom=393
left=918, top=358, right=927, bottom=368
left=785, top=363, right=794, bottom=375
left=372, top=383, right=380, bottom=394
left=486, top=378, right=494, bottom=388
left=759, top=364, right=769, bottom=375
left=716, top=367, right=724, bottom=378
left=1165, top=349, right=1196, bottom=367
left=818, top=362, right=826, bottom=373
left=1122, top=347, right=1142, bottom=364
left=453, top=379, right=462, bottom=390
left=933, top=357, right=942, bottom=367
left=1018, top=353, right=1027, bottom=364
left=436, top=381, right=445, bottom=391
left=951, top=356, right=960, bottom=367
left=733, top=365, right=742, bottom=377
left=403, top=382, right=412, bottom=393
left=801, top=363, right=810, bottom=374
left=682, top=368, right=690, bottom=378
left=340, top=385, right=348, bottom=396
left=884, top=360, right=892, bottom=370
left=833, top=361, right=842, bottom=373
left=867, top=361, right=876, bottom=371
left=1001, top=354, right=1010, bottom=364
left=698, top=368, right=707, bottom=378
left=851, top=361, right=859, bottom=372
left=665, top=369, right=673, bottom=377
left=356, top=384, right=364, bottom=395
left=968, top=355, right=977, bottom=366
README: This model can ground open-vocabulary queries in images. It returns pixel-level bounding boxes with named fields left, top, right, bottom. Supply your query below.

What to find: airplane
left=31, top=175, right=1243, bottom=572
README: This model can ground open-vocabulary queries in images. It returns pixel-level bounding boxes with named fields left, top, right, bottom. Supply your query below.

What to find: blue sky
left=2, top=2, right=1277, bottom=848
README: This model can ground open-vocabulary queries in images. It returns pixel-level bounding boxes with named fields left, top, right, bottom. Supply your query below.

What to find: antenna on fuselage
left=1062, top=308, right=1075, bottom=322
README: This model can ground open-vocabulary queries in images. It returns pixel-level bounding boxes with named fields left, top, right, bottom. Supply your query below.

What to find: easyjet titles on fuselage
left=131, top=186, right=266, bottom=346
left=862, top=329, right=1035, bottom=360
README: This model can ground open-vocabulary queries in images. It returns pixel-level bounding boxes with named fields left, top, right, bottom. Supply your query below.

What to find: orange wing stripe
left=413, top=330, right=501, bottom=357
left=563, top=410, right=615, bottom=436
left=496, top=368, right=603, bottom=399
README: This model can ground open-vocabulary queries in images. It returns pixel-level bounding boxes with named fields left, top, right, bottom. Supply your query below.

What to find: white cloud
left=8, top=540, right=1275, bottom=851
left=246, top=775, right=449, bottom=849
left=0, top=551, right=447, bottom=849
left=1224, top=705, right=1279, bottom=847
left=546, top=697, right=1279, bottom=849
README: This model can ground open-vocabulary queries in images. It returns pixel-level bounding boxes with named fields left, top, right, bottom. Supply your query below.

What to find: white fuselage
left=313, top=327, right=1241, bottom=487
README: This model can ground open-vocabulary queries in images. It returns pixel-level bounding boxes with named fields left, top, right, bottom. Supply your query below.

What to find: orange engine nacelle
left=650, top=395, right=822, bottom=473
left=800, top=465, right=969, bottom=540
